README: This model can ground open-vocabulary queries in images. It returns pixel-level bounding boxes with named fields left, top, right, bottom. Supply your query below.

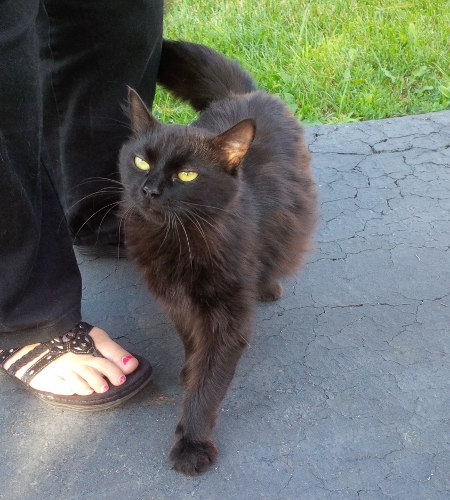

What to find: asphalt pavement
left=1, top=110, right=449, bottom=499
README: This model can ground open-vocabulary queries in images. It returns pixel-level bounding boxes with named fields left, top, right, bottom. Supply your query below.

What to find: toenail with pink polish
left=119, top=375, right=126, bottom=384
left=122, top=355, right=133, bottom=365
left=102, top=384, right=109, bottom=392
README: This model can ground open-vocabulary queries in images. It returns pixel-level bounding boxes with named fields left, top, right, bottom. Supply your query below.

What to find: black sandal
left=0, top=322, right=152, bottom=411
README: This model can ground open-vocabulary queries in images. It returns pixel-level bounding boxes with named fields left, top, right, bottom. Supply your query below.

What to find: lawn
left=154, top=0, right=449, bottom=124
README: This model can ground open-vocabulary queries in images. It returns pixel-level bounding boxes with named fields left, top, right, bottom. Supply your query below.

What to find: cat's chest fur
left=117, top=40, right=317, bottom=475
left=125, top=208, right=259, bottom=309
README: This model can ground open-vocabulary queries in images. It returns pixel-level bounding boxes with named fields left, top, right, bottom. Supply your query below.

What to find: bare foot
left=1, top=327, right=139, bottom=396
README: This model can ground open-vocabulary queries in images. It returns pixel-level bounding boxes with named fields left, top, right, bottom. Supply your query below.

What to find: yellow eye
left=134, top=156, right=150, bottom=171
left=177, top=171, right=198, bottom=182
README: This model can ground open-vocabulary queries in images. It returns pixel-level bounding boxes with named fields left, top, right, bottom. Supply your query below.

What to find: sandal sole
left=8, top=353, right=153, bottom=412
left=33, top=373, right=152, bottom=412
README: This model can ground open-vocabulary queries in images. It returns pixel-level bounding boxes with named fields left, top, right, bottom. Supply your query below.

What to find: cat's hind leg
left=258, top=279, right=283, bottom=302
left=257, top=260, right=284, bottom=302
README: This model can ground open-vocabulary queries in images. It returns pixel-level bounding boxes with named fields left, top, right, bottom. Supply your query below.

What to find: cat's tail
left=157, top=39, right=257, bottom=112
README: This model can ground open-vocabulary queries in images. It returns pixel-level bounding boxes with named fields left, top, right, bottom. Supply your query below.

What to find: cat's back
left=195, top=90, right=316, bottom=272
left=195, top=91, right=311, bottom=182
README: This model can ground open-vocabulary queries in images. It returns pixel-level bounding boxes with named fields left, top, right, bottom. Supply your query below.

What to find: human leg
left=0, top=0, right=157, bottom=405
left=38, top=0, right=164, bottom=246
left=0, top=0, right=81, bottom=348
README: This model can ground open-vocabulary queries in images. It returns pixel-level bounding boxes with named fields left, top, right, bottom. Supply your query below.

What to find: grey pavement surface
left=1, top=111, right=449, bottom=499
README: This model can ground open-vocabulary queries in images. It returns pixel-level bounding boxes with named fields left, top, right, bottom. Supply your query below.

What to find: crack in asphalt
left=3, top=111, right=448, bottom=499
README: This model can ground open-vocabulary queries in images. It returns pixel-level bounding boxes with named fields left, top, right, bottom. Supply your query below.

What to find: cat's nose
left=142, top=185, right=161, bottom=198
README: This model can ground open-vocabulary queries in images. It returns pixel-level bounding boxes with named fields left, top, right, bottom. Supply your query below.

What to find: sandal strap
left=6, top=344, right=48, bottom=376
left=20, top=322, right=101, bottom=385
left=21, top=348, right=63, bottom=385
left=0, top=347, right=22, bottom=367
left=2, top=322, right=101, bottom=385
left=62, top=321, right=95, bottom=341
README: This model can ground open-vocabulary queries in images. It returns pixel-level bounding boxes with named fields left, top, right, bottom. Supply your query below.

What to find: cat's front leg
left=172, top=313, right=194, bottom=385
left=178, top=339, right=193, bottom=386
left=169, top=315, right=251, bottom=475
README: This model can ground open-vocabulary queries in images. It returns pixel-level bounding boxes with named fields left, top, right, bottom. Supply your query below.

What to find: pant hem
left=0, top=306, right=81, bottom=350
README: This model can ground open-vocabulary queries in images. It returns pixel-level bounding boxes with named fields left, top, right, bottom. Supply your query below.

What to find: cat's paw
left=258, top=281, right=283, bottom=302
left=169, top=437, right=218, bottom=475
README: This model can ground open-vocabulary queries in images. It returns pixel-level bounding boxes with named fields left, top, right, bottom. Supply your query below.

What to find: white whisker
left=74, top=200, right=123, bottom=240
left=66, top=188, right=124, bottom=212
left=179, top=200, right=235, bottom=215
left=174, top=213, right=193, bottom=269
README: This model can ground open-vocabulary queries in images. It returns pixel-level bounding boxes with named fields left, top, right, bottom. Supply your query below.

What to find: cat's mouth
left=136, top=201, right=168, bottom=223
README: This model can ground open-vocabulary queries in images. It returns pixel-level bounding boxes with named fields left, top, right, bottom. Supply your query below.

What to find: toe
left=76, top=365, right=110, bottom=394
left=88, top=327, right=139, bottom=375
left=86, top=356, right=127, bottom=387
left=64, top=371, right=94, bottom=396
left=29, top=373, right=75, bottom=395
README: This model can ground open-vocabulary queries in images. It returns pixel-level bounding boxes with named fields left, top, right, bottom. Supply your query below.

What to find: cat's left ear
left=127, top=86, right=159, bottom=137
left=212, top=119, right=256, bottom=173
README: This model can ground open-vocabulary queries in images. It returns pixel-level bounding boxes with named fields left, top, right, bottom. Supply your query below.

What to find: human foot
left=0, top=323, right=151, bottom=409
left=1, top=325, right=138, bottom=395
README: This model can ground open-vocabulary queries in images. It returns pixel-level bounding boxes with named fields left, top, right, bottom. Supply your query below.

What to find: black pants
left=0, top=0, right=163, bottom=349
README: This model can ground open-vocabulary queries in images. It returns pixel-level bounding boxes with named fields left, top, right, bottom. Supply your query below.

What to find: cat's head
left=119, top=88, right=255, bottom=221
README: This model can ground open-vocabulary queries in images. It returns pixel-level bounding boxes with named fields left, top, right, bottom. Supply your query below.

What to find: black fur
left=119, top=40, right=317, bottom=475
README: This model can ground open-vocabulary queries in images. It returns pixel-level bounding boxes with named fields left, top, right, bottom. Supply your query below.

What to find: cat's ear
left=127, top=86, right=159, bottom=136
left=212, top=119, right=256, bottom=173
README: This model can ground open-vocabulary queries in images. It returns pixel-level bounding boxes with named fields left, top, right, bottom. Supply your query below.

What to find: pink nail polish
left=122, top=355, right=133, bottom=366
left=102, top=384, right=109, bottom=392
left=119, top=375, right=126, bottom=384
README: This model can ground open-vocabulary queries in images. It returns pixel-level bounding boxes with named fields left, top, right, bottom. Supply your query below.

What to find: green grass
left=154, top=0, right=449, bottom=125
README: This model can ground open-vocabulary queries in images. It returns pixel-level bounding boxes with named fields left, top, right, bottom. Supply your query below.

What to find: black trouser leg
left=0, top=0, right=163, bottom=349
left=38, top=0, right=164, bottom=245
left=0, top=0, right=81, bottom=349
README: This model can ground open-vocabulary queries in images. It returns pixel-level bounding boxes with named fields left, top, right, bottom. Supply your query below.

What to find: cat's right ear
left=127, top=86, right=159, bottom=136
left=211, top=119, right=256, bottom=174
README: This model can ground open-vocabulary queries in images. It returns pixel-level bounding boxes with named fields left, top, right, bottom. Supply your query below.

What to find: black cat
left=119, top=40, right=317, bottom=475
